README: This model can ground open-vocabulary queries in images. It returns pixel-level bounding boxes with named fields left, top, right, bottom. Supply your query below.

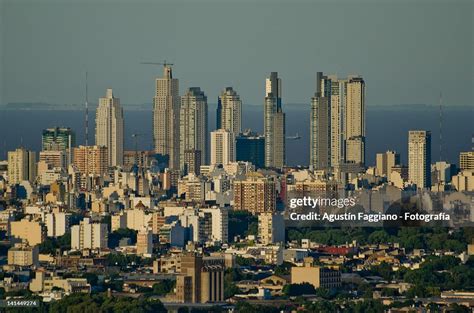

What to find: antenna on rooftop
left=439, top=92, right=443, bottom=162
left=85, top=71, right=89, bottom=146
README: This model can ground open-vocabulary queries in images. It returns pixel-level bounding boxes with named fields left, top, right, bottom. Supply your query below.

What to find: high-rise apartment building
left=39, top=150, right=67, bottom=170
left=183, top=149, right=202, bottom=176
left=136, top=228, right=153, bottom=256
left=153, top=65, right=180, bottom=169
left=344, top=76, right=366, bottom=165
left=460, top=151, right=474, bottom=170
left=233, top=172, right=276, bottom=214
left=328, top=76, right=346, bottom=167
left=236, top=130, right=265, bottom=169
left=45, top=212, right=69, bottom=238
left=42, top=127, right=75, bottom=165
left=201, top=207, right=228, bottom=244
left=210, top=129, right=235, bottom=166
left=73, top=145, right=108, bottom=176
left=408, top=130, right=432, bottom=188
left=376, top=150, right=400, bottom=177
left=10, top=218, right=46, bottom=246
left=71, top=217, right=108, bottom=250
left=258, top=212, right=285, bottom=245
left=310, top=72, right=331, bottom=170
left=180, top=87, right=208, bottom=171
left=95, top=88, right=124, bottom=167
left=264, top=72, right=285, bottom=168
left=309, top=74, right=365, bottom=170
left=7, top=148, right=36, bottom=184
left=217, top=87, right=242, bottom=135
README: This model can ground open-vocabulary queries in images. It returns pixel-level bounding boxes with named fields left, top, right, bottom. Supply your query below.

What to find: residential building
left=210, top=129, right=235, bottom=166
left=95, top=88, right=124, bottom=167
left=264, top=72, right=285, bottom=168
left=258, top=212, right=285, bottom=245
left=233, top=172, right=276, bottom=213
left=376, top=150, right=400, bottom=177
left=310, top=72, right=331, bottom=170
left=408, top=130, right=432, bottom=188
left=7, top=148, right=36, bottom=184
left=71, top=218, right=108, bottom=250
left=10, top=218, right=46, bottom=246
left=41, top=127, right=75, bottom=165
left=153, top=64, right=180, bottom=169
left=291, top=258, right=341, bottom=289
left=180, top=87, right=208, bottom=170
left=73, top=145, right=108, bottom=176
left=217, top=87, right=242, bottom=135
left=8, top=244, right=39, bottom=267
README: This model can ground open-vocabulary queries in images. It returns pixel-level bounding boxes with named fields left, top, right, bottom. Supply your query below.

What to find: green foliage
left=228, top=210, right=257, bottom=242
left=106, top=252, right=142, bottom=269
left=368, top=230, right=392, bottom=244
left=303, top=300, right=338, bottom=312
left=345, top=299, right=386, bottom=313
left=47, top=292, right=166, bottom=313
left=235, top=255, right=256, bottom=266
left=274, top=261, right=292, bottom=276
left=108, top=228, right=138, bottom=248
left=38, top=233, right=71, bottom=254
left=235, top=302, right=282, bottom=313
left=224, top=268, right=243, bottom=299
left=286, top=227, right=474, bottom=254
left=370, top=262, right=393, bottom=281
left=151, top=279, right=175, bottom=296
left=282, top=283, right=316, bottom=296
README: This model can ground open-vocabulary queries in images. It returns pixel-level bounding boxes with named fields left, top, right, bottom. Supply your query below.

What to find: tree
left=282, top=283, right=316, bottom=296
left=151, top=279, right=175, bottom=296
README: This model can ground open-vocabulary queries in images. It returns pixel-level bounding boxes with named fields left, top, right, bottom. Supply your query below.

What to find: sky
left=0, top=0, right=473, bottom=107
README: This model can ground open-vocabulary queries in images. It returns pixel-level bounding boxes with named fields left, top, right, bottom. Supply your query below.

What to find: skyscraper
left=217, top=87, right=242, bottom=135
left=180, top=87, right=208, bottom=171
left=95, top=89, right=124, bottom=167
left=42, top=127, right=75, bottom=165
left=210, top=129, right=235, bottom=166
left=344, top=76, right=366, bottom=165
left=310, top=72, right=331, bottom=170
left=7, top=148, right=36, bottom=184
left=328, top=76, right=346, bottom=168
left=264, top=72, right=285, bottom=168
left=153, top=65, right=180, bottom=170
left=408, top=130, right=432, bottom=188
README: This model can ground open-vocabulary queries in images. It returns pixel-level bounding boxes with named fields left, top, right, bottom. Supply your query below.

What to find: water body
left=0, top=105, right=472, bottom=167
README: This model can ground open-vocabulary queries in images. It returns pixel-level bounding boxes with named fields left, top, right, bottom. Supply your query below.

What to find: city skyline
left=1, top=0, right=473, bottom=310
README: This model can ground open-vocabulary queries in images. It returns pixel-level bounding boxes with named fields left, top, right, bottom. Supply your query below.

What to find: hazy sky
left=1, top=0, right=473, bottom=107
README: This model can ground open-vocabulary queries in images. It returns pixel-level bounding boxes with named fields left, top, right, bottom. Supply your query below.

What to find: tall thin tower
left=439, top=92, right=443, bottom=162
left=264, top=72, right=285, bottom=168
left=85, top=72, right=89, bottom=146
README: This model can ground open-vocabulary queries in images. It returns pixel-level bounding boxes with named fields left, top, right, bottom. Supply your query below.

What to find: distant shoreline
left=0, top=103, right=472, bottom=111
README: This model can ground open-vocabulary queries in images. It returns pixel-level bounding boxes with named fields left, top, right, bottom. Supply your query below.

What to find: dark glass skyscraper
left=236, top=130, right=265, bottom=169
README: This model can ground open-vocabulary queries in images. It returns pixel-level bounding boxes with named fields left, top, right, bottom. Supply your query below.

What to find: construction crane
left=140, top=60, right=174, bottom=67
